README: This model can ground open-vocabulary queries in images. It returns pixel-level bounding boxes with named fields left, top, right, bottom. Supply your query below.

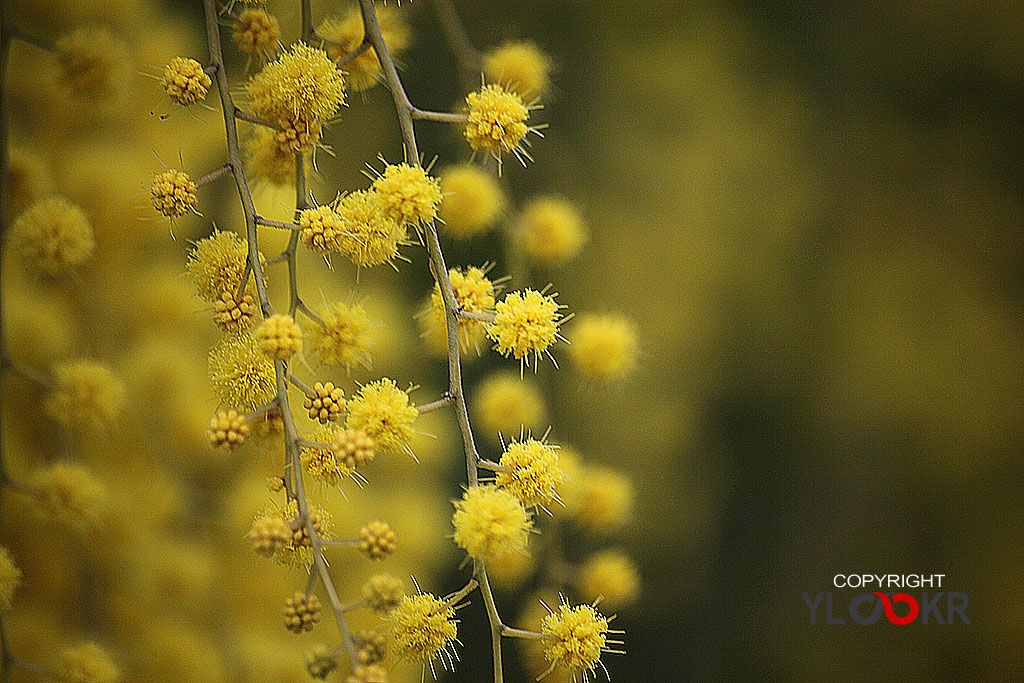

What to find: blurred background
left=3, top=0, right=1024, bottom=680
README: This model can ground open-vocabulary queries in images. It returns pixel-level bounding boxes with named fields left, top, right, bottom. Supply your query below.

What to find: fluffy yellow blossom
left=438, top=164, right=504, bottom=238
left=452, top=485, right=532, bottom=562
left=517, top=197, right=586, bottom=267
left=232, top=9, right=280, bottom=58
left=487, top=289, right=565, bottom=366
left=260, top=500, right=334, bottom=567
left=567, top=313, right=638, bottom=381
left=358, top=520, right=397, bottom=560
left=0, top=546, right=21, bottom=610
left=497, top=438, right=566, bottom=508
left=213, top=291, right=258, bottom=333
left=540, top=602, right=614, bottom=679
left=332, top=428, right=375, bottom=471
left=362, top=574, right=404, bottom=613
left=245, top=126, right=295, bottom=187
left=186, top=230, right=260, bottom=303
left=320, top=5, right=410, bottom=91
left=161, top=57, right=211, bottom=106
left=464, top=84, right=531, bottom=162
left=150, top=169, right=198, bottom=218
left=304, top=382, right=345, bottom=423
left=246, top=43, right=345, bottom=123
left=255, top=313, right=302, bottom=359
left=11, top=197, right=94, bottom=274
left=472, top=372, right=545, bottom=439
left=387, top=593, right=458, bottom=664
left=299, top=203, right=346, bottom=253
left=301, top=423, right=354, bottom=487
left=486, top=547, right=535, bottom=591
left=574, top=466, right=634, bottom=533
left=335, top=190, right=405, bottom=268
left=32, top=463, right=107, bottom=531
left=305, top=301, right=373, bottom=370
left=57, top=27, right=128, bottom=100
left=371, top=163, right=442, bottom=227
left=273, top=115, right=322, bottom=154
left=346, top=378, right=418, bottom=455
left=56, top=642, right=120, bottom=683
left=45, top=360, right=123, bottom=431
left=208, top=332, right=276, bottom=411
left=421, top=266, right=495, bottom=356
left=206, top=409, right=249, bottom=450
left=247, top=514, right=291, bottom=558
left=578, top=550, right=641, bottom=609
left=483, top=41, right=552, bottom=98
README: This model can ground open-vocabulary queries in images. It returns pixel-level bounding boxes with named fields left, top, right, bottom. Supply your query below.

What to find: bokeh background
left=3, top=0, right=1024, bottom=681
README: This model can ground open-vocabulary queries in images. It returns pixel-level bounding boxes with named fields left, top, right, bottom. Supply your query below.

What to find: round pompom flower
left=304, top=301, right=373, bottom=370
left=56, top=642, right=120, bottom=683
left=438, top=164, right=504, bottom=239
left=186, top=230, right=261, bottom=303
left=213, top=291, right=258, bottom=333
left=245, top=126, right=295, bottom=187
left=284, top=591, right=322, bottom=633
left=161, top=57, right=211, bottom=106
left=345, top=378, right=418, bottom=456
left=358, top=520, right=397, bottom=560
left=496, top=438, right=566, bottom=508
left=567, top=313, right=638, bottom=381
left=305, top=645, right=337, bottom=680
left=578, top=550, right=641, bottom=609
left=464, top=84, right=530, bottom=161
left=208, top=332, right=276, bottom=411
left=483, top=41, right=552, bottom=98
left=233, top=9, right=280, bottom=58
left=150, top=169, right=198, bottom=218
left=539, top=602, right=615, bottom=679
left=299, top=204, right=346, bottom=253
left=371, top=163, right=442, bottom=227
left=387, top=593, right=458, bottom=665
left=247, top=514, right=291, bottom=558
left=56, top=27, right=128, bottom=100
left=45, top=360, right=123, bottom=431
left=207, top=409, right=249, bottom=450
left=486, top=289, right=566, bottom=366
left=335, top=190, right=405, bottom=268
left=246, top=42, right=345, bottom=124
left=472, top=372, right=545, bottom=440
left=320, top=5, right=410, bottom=91
left=304, top=382, right=345, bottom=424
left=421, top=266, right=495, bottom=356
left=300, top=423, right=353, bottom=488
left=517, top=197, right=586, bottom=267
left=32, top=463, right=107, bottom=531
left=362, top=574, right=404, bottom=614
left=255, top=313, right=302, bottom=359
left=11, top=197, right=94, bottom=275
left=0, top=546, right=21, bottom=610
left=452, top=485, right=532, bottom=563
left=574, top=467, right=634, bottom=534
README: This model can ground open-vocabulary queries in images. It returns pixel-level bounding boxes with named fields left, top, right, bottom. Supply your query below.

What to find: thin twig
left=416, top=394, right=455, bottom=414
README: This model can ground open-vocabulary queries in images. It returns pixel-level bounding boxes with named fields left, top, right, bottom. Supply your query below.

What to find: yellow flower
left=483, top=41, right=551, bottom=98
left=387, top=593, right=458, bottom=664
left=362, top=574, right=404, bottom=614
left=32, top=463, right=107, bottom=531
left=472, top=372, right=545, bottom=440
left=161, top=57, right=211, bottom=106
left=335, top=190, right=406, bottom=268
left=452, top=485, right=532, bottom=562
left=255, top=313, right=302, bottom=359
left=345, top=378, right=418, bottom=456
left=574, top=466, right=634, bottom=533
left=487, top=289, right=565, bottom=366
left=496, top=438, right=566, bottom=508
left=11, top=197, right=94, bottom=274
left=208, top=332, right=276, bottom=411
left=246, top=43, right=345, bottom=123
left=540, top=602, right=615, bottom=678
left=464, top=84, right=531, bottom=163
left=150, top=169, right=198, bottom=218
left=232, top=9, right=280, bottom=58
left=320, top=5, right=411, bottom=92
left=438, top=163, right=504, bottom=239
left=578, top=550, right=641, bottom=609
left=371, top=163, right=442, bottom=227
left=567, top=313, right=638, bottom=381
left=300, top=423, right=353, bottom=487
left=56, top=642, right=120, bottom=683
left=245, top=126, right=295, bottom=187
left=517, top=197, right=586, bottom=267
left=421, top=266, right=495, bottom=356
left=57, top=27, right=128, bottom=100
left=45, top=360, right=123, bottom=431
left=305, top=301, right=373, bottom=370
left=186, top=230, right=261, bottom=303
